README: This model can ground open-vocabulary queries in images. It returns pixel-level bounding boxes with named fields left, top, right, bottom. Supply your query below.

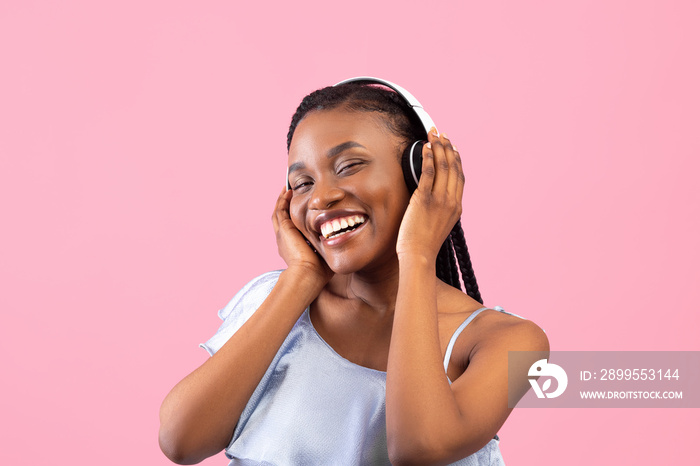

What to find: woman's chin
left=324, top=252, right=399, bottom=278
left=325, top=258, right=362, bottom=276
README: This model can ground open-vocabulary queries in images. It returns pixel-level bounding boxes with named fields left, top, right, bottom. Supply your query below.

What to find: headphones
left=286, top=76, right=436, bottom=192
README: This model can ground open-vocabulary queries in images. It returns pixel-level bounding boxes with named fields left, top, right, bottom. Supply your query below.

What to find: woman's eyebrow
left=288, top=161, right=305, bottom=176
left=327, top=141, right=365, bottom=158
left=288, top=141, right=366, bottom=176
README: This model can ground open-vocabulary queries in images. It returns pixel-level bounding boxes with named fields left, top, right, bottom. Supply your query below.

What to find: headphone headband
left=333, top=76, right=436, bottom=134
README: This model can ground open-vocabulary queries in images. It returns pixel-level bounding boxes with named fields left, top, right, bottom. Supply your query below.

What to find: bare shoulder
left=465, top=308, right=550, bottom=358
left=435, top=285, right=544, bottom=369
left=436, top=282, right=549, bottom=376
left=459, top=310, right=550, bottom=411
left=436, top=282, right=546, bottom=345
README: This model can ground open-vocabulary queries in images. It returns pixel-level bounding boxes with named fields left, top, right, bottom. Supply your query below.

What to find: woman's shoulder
left=475, top=309, right=548, bottom=350
left=201, top=270, right=285, bottom=356
left=217, top=270, right=284, bottom=320
left=437, top=284, right=549, bottom=375
left=459, top=307, right=550, bottom=382
left=438, top=282, right=546, bottom=342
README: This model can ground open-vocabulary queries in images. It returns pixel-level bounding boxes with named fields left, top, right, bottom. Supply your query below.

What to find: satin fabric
left=202, top=271, right=506, bottom=465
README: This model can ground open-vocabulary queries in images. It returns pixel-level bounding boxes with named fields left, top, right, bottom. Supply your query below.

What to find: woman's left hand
left=396, top=129, right=464, bottom=261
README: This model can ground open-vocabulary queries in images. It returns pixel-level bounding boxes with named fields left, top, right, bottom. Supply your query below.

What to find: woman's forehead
left=289, top=109, right=397, bottom=156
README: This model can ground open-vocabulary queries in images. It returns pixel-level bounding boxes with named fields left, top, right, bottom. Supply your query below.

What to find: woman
left=159, top=79, right=549, bottom=465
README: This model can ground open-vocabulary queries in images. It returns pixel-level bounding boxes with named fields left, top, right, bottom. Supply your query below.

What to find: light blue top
left=202, top=271, right=515, bottom=465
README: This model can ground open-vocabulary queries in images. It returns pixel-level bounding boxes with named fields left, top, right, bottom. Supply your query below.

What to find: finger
left=441, top=133, right=462, bottom=197
left=417, top=136, right=435, bottom=195
left=272, top=187, right=291, bottom=232
left=453, top=145, right=465, bottom=205
left=429, top=129, right=449, bottom=194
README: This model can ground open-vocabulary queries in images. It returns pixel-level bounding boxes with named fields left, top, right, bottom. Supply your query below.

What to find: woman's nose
left=308, top=179, right=345, bottom=210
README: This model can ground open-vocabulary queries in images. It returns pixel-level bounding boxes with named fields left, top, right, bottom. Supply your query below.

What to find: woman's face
left=287, top=108, right=411, bottom=275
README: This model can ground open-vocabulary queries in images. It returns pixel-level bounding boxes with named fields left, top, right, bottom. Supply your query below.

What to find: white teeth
left=320, top=215, right=366, bottom=239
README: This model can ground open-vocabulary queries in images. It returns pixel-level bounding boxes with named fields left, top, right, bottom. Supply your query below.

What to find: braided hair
left=287, top=82, right=483, bottom=304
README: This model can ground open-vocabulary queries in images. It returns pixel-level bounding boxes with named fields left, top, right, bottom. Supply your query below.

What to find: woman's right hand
left=161, top=194, right=333, bottom=464
left=272, top=188, right=333, bottom=286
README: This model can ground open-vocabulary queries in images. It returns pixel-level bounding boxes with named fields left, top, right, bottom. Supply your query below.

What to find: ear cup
left=401, top=140, right=425, bottom=192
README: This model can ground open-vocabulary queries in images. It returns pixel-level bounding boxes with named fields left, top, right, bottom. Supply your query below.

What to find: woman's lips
left=320, top=219, right=367, bottom=247
left=320, top=214, right=366, bottom=239
left=312, top=210, right=367, bottom=234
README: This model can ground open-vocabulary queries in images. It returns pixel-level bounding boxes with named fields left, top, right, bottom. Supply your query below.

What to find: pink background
left=1, top=1, right=698, bottom=464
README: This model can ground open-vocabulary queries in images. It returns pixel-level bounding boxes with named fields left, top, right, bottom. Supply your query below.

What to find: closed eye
left=337, top=161, right=365, bottom=175
left=292, top=179, right=313, bottom=192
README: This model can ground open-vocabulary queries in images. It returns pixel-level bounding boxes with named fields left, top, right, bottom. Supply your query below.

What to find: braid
left=446, top=236, right=460, bottom=289
left=287, top=81, right=483, bottom=303
left=435, top=233, right=475, bottom=298
left=435, top=240, right=453, bottom=286
left=450, top=220, right=483, bottom=304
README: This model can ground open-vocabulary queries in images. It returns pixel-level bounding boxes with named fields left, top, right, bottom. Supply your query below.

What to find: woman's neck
left=327, top=261, right=401, bottom=317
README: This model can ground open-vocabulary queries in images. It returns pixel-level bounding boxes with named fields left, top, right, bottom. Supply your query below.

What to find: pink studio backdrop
left=1, top=1, right=698, bottom=464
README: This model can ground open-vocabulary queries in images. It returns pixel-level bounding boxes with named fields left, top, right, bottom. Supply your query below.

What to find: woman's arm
left=388, top=257, right=548, bottom=465
left=387, top=132, right=549, bottom=465
left=159, top=189, right=331, bottom=464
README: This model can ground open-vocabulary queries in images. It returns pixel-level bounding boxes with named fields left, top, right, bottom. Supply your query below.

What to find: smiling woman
left=159, top=78, right=549, bottom=465
left=287, top=108, right=410, bottom=276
